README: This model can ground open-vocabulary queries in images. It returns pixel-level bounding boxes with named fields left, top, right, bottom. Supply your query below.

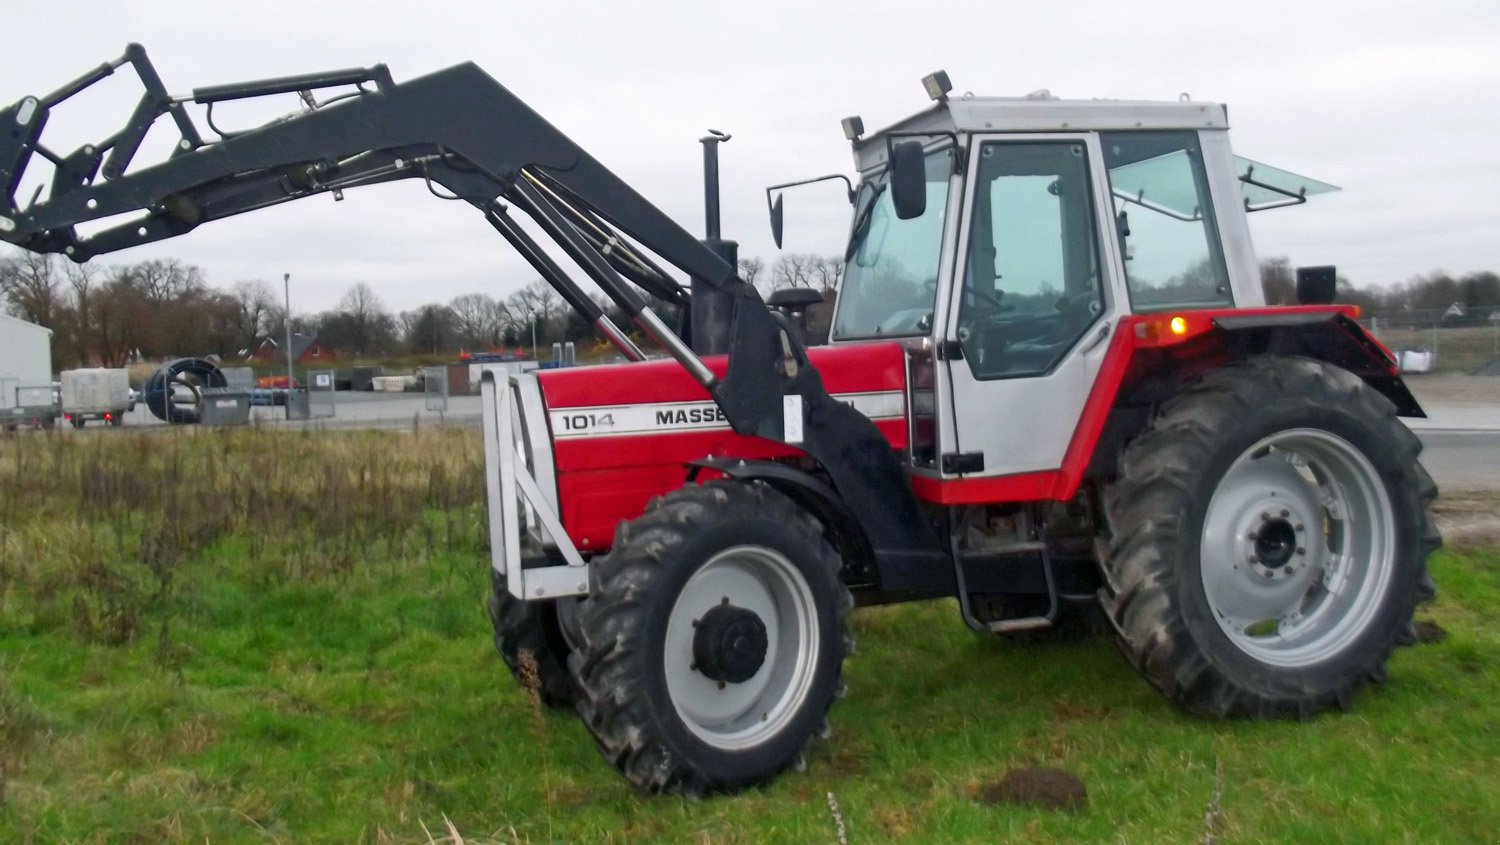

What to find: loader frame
left=1, top=44, right=947, bottom=592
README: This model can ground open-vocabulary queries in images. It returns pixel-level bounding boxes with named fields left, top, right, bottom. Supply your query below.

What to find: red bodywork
left=537, top=342, right=909, bottom=551
left=536, top=304, right=1378, bottom=552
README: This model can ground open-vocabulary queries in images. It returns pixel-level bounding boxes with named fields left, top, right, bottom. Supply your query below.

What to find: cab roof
left=852, top=94, right=1229, bottom=171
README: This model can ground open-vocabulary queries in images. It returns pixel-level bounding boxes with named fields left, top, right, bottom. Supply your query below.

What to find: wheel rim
left=663, top=545, right=820, bottom=750
left=1200, top=428, right=1396, bottom=668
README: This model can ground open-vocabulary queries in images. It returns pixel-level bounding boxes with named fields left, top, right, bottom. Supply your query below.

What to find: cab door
left=938, top=134, right=1126, bottom=480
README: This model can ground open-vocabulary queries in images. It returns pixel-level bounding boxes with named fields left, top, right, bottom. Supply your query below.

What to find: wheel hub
left=1247, top=512, right=1306, bottom=579
left=1200, top=428, right=1396, bottom=667
left=1252, top=517, right=1298, bottom=567
left=693, top=601, right=769, bottom=684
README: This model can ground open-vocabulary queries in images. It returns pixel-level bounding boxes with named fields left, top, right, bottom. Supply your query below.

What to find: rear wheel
left=569, top=481, right=852, bottom=795
left=1102, top=356, right=1439, bottom=718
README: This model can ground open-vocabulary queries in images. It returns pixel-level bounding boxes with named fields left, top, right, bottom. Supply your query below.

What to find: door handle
left=1080, top=322, right=1111, bottom=354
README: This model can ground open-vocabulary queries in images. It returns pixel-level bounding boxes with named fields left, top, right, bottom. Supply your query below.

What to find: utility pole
left=531, top=312, right=538, bottom=360
left=283, top=272, right=294, bottom=415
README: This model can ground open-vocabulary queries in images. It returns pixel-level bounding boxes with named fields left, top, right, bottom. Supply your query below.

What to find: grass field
left=0, top=430, right=1496, bottom=843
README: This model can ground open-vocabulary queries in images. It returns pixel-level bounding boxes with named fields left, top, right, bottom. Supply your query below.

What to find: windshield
left=832, top=148, right=954, bottom=339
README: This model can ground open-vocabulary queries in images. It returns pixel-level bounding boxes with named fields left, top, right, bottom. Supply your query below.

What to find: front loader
left=3, top=50, right=1439, bottom=796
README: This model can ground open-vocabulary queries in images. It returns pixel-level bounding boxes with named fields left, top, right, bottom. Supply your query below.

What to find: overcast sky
left=4, top=0, right=1497, bottom=313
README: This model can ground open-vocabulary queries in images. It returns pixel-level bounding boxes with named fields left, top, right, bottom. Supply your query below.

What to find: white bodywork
left=60, top=368, right=131, bottom=415
left=0, top=312, right=55, bottom=415
left=479, top=365, right=587, bottom=601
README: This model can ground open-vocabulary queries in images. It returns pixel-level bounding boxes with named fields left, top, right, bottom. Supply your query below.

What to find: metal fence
left=1361, top=309, right=1500, bottom=375
left=423, top=366, right=448, bottom=413
left=307, top=369, right=336, bottom=419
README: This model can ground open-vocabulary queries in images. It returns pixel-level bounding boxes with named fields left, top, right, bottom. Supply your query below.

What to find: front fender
left=688, top=458, right=877, bottom=583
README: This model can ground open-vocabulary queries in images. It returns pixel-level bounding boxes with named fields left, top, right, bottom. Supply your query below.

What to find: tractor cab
left=783, top=75, right=1341, bottom=488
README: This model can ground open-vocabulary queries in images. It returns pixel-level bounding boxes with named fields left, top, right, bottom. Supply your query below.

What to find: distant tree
left=230, top=280, right=277, bottom=353
left=0, top=251, right=65, bottom=328
left=449, top=292, right=512, bottom=348
left=401, top=304, right=459, bottom=354
left=737, top=257, right=764, bottom=289
left=769, top=253, right=816, bottom=291
left=505, top=279, right=563, bottom=350
left=1260, top=257, right=1295, bottom=305
left=329, top=282, right=397, bottom=355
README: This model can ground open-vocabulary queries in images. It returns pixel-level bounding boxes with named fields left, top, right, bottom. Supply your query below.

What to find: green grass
left=1, top=431, right=1496, bottom=843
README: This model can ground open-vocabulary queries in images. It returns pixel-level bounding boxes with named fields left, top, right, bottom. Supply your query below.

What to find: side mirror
left=769, top=193, right=785, bottom=249
left=1296, top=265, right=1337, bottom=305
left=889, top=140, right=927, bottom=220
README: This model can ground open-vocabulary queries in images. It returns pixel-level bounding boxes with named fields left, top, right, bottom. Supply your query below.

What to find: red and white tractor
left=2, top=52, right=1437, bottom=796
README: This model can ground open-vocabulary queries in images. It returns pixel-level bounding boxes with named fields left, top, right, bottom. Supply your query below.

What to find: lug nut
left=717, top=681, right=726, bottom=690
left=1261, top=512, right=1271, bottom=521
left=1295, top=523, right=1305, bottom=532
left=1283, top=566, right=1294, bottom=575
left=1296, top=547, right=1305, bottom=555
left=1280, top=509, right=1289, bottom=518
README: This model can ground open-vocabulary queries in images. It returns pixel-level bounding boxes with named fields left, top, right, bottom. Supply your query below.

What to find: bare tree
left=0, top=250, right=65, bottom=326
left=507, top=279, right=562, bottom=324
left=769, top=253, right=817, bottom=291
left=231, top=280, right=277, bottom=352
left=62, top=261, right=100, bottom=365
left=810, top=256, right=845, bottom=295
left=125, top=257, right=207, bottom=304
left=738, top=257, right=765, bottom=290
left=334, top=282, right=396, bottom=355
left=450, top=292, right=512, bottom=348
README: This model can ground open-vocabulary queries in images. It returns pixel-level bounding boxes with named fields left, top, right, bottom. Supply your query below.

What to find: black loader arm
left=0, top=45, right=946, bottom=591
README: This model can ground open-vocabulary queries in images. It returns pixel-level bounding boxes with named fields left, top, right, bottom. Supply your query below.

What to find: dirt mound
left=1414, top=620, right=1449, bottom=644
left=979, top=766, right=1088, bottom=811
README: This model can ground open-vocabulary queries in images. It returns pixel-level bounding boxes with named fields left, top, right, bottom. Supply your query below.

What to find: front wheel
left=1102, top=357, right=1439, bottom=718
left=568, top=481, right=852, bottom=795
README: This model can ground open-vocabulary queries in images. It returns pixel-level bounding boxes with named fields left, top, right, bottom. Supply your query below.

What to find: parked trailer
left=60, top=367, right=131, bottom=427
left=0, top=313, right=58, bottom=431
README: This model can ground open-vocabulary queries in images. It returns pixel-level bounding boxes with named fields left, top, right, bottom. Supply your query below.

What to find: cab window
left=957, top=141, right=1104, bottom=379
left=1101, top=131, right=1232, bottom=310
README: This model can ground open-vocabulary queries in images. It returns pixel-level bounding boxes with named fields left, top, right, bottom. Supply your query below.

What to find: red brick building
left=251, top=334, right=336, bottom=364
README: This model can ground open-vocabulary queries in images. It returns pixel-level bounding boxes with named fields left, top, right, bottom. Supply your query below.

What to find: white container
left=1397, top=350, right=1435, bottom=374
left=61, top=368, right=131, bottom=415
left=0, top=312, right=53, bottom=412
left=371, top=375, right=415, bottom=392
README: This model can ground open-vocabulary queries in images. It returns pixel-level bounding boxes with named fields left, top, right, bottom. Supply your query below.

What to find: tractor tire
left=487, top=571, right=578, bottom=709
left=1101, top=356, right=1439, bottom=719
left=568, top=481, right=853, bottom=795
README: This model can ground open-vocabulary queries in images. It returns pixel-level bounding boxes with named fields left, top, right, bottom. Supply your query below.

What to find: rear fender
left=1208, top=312, right=1422, bottom=416
left=1088, top=310, right=1425, bottom=480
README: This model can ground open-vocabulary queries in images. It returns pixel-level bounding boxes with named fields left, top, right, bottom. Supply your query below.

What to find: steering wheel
left=958, top=286, right=1069, bottom=375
